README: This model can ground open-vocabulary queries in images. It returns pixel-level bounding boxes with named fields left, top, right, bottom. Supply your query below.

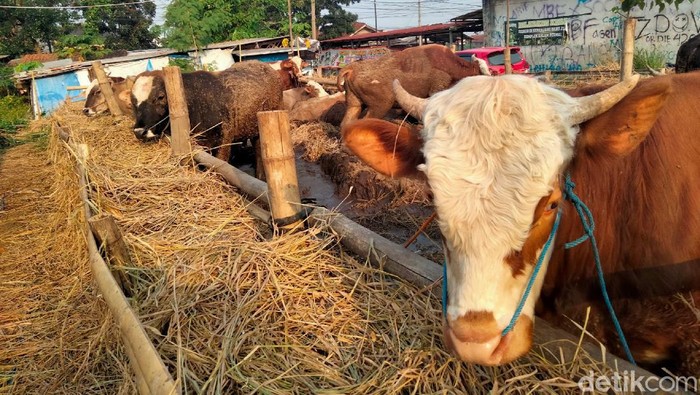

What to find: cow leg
left=254, top=138, right=266, bottom=181
left=341, top=91, right=363, bottom=129
left=216, top=125, right=235, bottom=163
left=365, top=102, right=394, bottom=121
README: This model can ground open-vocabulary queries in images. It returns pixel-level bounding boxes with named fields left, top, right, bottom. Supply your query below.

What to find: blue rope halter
left=440, top=172, right=636, bottom=365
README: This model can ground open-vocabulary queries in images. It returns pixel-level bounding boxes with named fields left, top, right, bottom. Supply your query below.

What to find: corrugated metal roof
left=321, top=21, right=479, bottom=45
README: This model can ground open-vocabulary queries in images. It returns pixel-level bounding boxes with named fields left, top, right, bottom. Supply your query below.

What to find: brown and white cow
left=83, top=76, right=134, bottom=117
left=341, top=73, right=700, bottom=375
left=270, top=56, right=308, bottom=91
left=336, top=44, right=487, bottom=128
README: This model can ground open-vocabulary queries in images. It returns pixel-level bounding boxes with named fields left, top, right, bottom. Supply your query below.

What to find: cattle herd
left=82, top=44, right=699, bottom=377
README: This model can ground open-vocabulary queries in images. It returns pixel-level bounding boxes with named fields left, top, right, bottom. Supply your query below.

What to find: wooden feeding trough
left=46, top=63, right=666, bottom=394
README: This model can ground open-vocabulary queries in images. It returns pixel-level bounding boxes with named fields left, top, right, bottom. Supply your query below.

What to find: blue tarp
left=34, top=72, right=84, bottom=115
left=251, top=53, right=289, bottom=63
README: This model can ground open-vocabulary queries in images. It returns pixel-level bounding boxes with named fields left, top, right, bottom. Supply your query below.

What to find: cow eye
left=157, top=92, right=165, bottom=100
left=545, top=201, right=559, bottom=212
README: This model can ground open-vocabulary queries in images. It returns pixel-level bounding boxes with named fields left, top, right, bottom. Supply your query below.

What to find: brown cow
left=289, top=92, right=346, bottom=126
left=83, top=76, right=134, bottom=117
left=336, top=44, right=486, bottom=128
left=341, top=74, right=700, bottom=376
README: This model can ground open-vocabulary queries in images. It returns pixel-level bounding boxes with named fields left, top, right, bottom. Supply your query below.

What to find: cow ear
left=118, top=90, right=132, bottom=108
left=578, top=77, right=671, bottom=157
left=341, top=119, right=425, bottom=178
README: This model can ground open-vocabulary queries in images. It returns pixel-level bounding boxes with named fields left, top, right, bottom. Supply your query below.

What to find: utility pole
left=311, top=0, right=317, bottom=39
left=374, top=0, right=378, bottom=31
left=418, top=0, right=422, bottom=45
left=504, top=0, right=513, bottom=74
left=287, top=0, right=294, bottom=46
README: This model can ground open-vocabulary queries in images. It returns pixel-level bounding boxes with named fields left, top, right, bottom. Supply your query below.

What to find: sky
left=344, top=0, right=481, bottom=30
left=153, top=0, right=482, bottom=33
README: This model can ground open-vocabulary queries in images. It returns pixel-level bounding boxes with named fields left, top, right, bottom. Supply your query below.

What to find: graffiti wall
left=484, top=0, right=700, bottom=71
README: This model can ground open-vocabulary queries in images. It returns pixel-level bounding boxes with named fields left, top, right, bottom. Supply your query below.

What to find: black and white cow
left=131, top=60, right=283, bottom=163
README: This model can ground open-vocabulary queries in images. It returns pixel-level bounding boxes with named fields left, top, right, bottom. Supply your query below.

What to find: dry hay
left=0, top=102, right=629, bottom=394
left=291, top=121, right=430, bottom=210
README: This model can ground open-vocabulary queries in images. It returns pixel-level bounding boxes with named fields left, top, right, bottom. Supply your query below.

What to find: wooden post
left=91, top=61, right=123, bottom=116
left=620, top=17, right=637, bottom=81
left=88, top=214, right=134, bottom=297
left=256, top=110, right=303, bottom=231
left=162, top=66, right=192, bottom=157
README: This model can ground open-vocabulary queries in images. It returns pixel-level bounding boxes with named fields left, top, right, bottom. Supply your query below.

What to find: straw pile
left=1, top=102, right=624, bottom=394
left=290, top=121, right=430, bottom=210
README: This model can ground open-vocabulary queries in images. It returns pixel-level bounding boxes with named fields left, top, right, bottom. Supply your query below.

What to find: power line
left=0, top=1, right=154, bottom=9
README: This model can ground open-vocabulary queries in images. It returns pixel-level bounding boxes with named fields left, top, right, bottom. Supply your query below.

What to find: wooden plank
left=91, top=61, right=123, bottom=116
left=162, top=66, right=192, bottom=157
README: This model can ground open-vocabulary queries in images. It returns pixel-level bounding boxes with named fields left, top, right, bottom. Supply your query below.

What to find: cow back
left=217, top=60, right=283, bottom=141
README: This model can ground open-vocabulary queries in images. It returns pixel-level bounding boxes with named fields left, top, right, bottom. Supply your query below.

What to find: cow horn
left=569, top=74, right=640, bottom=125
left=646, top=64, right=665, bottom=76
left=393, top=79, right=427, bottom=121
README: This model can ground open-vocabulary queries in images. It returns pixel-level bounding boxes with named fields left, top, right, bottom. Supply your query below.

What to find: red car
left=456, top=47, right=530, bottom=75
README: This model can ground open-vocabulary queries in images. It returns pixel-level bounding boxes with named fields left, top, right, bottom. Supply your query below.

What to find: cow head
left=342, top=74, right=650, bottom=365
left=83, top=77, right=129, bottom=116
left=131, top=73, right=169, bottom=141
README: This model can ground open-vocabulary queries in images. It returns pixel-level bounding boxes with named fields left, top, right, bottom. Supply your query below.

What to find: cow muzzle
left=133, top=127, right=158, bottom=141
left=83, top=108, right=95, bottom=116
left=443, top=313, right=532, bottom=365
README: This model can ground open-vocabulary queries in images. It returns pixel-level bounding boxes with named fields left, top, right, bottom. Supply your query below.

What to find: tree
left=82, top=0, right=156, bottom=50
left=162, top=0, right=360, bottom=47
left=0, top=0, right=72, bottom=57
left=163, top=0, right=234, bottom=50
left=317, top=7, right=357, bottom=39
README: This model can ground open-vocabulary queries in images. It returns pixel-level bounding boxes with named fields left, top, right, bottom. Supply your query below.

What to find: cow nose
left=133, top=127, right=145, bottom=138
left=443, top=311, right=533, bottom=366
left=82, top=108, right=91, bottom=115
left=448, top=311, right=500, bottom=343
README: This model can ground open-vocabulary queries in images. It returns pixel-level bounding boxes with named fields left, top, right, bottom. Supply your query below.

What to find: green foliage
left=0, top=0, right=73, bottom=57
left=634, top=48, right=667, bottom=69
left=163, top=0, right=360, bottom=46
left=318, top=8, right=358, bottom=38
left=168, top=57, right=196, bottom=72
left=13, top=61, right=43, bottom=73
left=82, top=0, right=156, bottom=50
left=163, top=0, right=234, bottom=50
left=55, top=34, right=111, bottom=61
left=0, top=95, right=31, bottom=150
left=0, top=67, right=17, bottom=96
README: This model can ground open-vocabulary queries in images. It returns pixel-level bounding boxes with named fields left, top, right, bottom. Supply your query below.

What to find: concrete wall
left=483, top=0, right=700, bottom=71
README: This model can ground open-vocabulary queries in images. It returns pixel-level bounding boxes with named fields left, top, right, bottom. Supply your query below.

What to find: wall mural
left=488, top=0, right=700, bottom=71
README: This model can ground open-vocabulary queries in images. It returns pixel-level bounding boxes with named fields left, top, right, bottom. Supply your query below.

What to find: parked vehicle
left=455, top=47, right=530, bottom=75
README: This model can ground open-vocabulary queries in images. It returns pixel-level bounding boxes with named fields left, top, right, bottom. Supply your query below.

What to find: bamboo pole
left=88, top=214, right=135, bottom=297
left=57, top=125, right=180, bottom=395
left=256, top=111, right=303, bottom=231
left=620, top=17, right=637, bottom=81
left=91, top=61, right=123, bottom=116
left=162, top=67, right=192, bottom=157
